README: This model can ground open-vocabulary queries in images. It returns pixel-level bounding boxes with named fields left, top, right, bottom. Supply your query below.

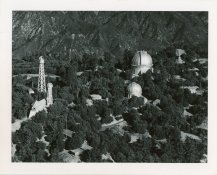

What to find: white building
left=131, top=50, right=153, bottom=75
left=29, top=82, right=53, bottom=118
left=127, top=82, right=142, bottom=98
left=127, top=82, right=148, bottom=105
left=29, top=99, right=47, bottom=118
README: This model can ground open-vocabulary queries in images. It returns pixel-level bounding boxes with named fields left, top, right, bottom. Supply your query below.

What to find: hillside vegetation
left=12, top=11, right=208, bottom=163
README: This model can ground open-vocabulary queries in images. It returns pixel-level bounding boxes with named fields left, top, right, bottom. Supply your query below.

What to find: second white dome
left=127, top=82, right=142, bottom=98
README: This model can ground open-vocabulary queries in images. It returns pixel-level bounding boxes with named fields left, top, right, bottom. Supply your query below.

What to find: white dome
left=127, top=82, right=142, bottom=98
left=132, top=51, right=153, bottom=75
left=132, top=51, right=153, bottom=67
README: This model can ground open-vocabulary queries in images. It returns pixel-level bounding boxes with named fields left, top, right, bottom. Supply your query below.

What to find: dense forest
left=12, top=11, right=208, bottom=162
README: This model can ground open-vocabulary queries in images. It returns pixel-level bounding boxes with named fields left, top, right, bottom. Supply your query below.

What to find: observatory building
left=127, top=82, right=148, bottom=104
left=131, top=51, right=153, bottom=75
left=127, top=82, right=142, bottom=98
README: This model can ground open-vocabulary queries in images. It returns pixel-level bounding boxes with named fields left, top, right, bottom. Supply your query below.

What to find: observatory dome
left=127, top=82, right=142, bottom=98
left=132, top=51, right=153, bottom=75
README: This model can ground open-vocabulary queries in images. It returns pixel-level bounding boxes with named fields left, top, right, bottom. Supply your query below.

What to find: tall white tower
left=47, top=83, right=53, bottom=106
left=38, top=56, right=46, bottom=92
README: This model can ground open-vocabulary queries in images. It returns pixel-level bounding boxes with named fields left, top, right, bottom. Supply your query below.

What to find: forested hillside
left=12, top=11, right=208, bottom=163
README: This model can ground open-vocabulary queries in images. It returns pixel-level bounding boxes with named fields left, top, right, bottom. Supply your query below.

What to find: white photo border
left=0, top=0, right=217, bottom=174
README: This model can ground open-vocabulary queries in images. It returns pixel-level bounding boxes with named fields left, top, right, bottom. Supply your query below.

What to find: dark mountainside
left=13, top=11, right=208, bottom=61
left=12, top=11, right=208, bottom=163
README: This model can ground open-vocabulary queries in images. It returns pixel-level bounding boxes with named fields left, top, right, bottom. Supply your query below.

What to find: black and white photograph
left=11, top=11, right=208, bottom=163
left=2, top=0, right=217, bottom=174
